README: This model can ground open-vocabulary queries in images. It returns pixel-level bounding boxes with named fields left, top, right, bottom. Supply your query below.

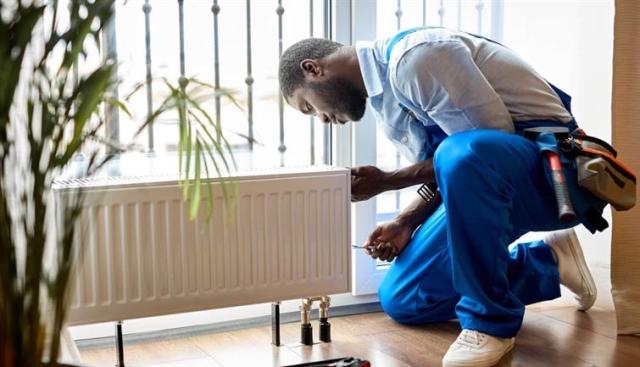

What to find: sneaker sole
left=564, top=229, right=597, bottom=311
left=442, top=340, right=515, bottom=367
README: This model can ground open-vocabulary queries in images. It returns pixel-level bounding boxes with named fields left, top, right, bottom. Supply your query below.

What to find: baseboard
left=76, top=301, right=382, bottom=349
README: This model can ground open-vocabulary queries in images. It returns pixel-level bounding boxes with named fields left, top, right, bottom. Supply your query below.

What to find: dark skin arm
left=351, top=158, right=441, bottom=262
left=351, top=158, right=436, bottom=202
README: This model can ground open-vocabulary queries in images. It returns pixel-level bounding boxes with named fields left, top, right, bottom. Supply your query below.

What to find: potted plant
left=0, top=1, right=237, bottom=365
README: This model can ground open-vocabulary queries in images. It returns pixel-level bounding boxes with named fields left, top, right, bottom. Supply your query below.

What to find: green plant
left=124, top=76, right=240, bottom=220
left=0, top=1, right=237, bottom=366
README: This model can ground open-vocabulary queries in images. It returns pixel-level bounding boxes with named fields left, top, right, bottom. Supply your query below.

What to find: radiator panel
left=58, top=167, right=351, bottom=325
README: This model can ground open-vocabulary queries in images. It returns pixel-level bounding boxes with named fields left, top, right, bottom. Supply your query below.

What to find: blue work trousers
left=378, top=129, right=587, bottom=338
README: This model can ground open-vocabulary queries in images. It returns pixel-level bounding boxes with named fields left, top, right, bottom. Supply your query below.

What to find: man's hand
left=351, top=160, right=437, bottom=202
left=361, top=219, right=413, bottom=262
left=351, top=165, right=389, bottom=202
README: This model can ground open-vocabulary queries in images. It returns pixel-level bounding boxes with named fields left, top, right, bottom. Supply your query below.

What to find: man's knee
left=378, top=282, right=456, bottom=325
left=378, top=282, right=410, bottom=323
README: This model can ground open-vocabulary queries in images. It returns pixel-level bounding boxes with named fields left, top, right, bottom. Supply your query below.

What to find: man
left=278, top=27, right=606, bottom=367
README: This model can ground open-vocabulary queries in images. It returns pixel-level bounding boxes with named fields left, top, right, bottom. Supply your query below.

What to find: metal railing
left=107, top=0, right=332, bottom=167
left=104, top=0, right=502, bottom=172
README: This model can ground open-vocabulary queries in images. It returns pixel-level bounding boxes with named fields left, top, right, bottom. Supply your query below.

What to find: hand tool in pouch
left=523, top=127, right=577, bottom=222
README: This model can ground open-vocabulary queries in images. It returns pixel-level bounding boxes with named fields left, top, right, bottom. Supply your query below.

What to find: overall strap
left=384, top=26, right=504, bottom=62
left=384, top=26, right=429, bottom=62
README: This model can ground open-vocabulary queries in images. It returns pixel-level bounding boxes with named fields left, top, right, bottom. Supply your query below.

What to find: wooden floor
left=79, top=268, right=640, bottom=367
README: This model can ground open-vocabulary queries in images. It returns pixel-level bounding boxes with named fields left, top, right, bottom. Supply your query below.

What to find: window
left=109, top=0, right=333, bottom=173
left=70, top=0, right=508, bottom=338
left=101, top=0, right=505, bottom=297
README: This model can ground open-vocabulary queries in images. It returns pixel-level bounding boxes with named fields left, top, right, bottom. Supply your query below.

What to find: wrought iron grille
left=108, top=0, right=332, bottom=168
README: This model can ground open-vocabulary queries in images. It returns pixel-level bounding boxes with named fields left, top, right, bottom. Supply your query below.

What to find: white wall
left=503, top=0, right=615, bottom=267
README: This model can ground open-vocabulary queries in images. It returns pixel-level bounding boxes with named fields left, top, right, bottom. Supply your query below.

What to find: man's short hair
left=278, top=38, right=343, bottom=98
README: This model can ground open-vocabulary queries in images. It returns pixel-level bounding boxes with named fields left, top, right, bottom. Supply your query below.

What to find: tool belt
left=523, top=126, right=636, bottom=229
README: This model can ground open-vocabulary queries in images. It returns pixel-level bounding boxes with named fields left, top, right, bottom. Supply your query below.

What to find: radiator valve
left=300, top=296, right=331, bottom=346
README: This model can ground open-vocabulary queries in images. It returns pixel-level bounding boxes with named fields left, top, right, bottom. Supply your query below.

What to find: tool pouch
left=572, top=131, right=636, bottom=211
left=523, top=126, right=609, bottom=233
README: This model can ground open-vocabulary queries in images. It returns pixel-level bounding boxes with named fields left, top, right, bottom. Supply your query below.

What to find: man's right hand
left=361, top=219, right=414, bottom=262
left=351, top=165, right=389, bottom=202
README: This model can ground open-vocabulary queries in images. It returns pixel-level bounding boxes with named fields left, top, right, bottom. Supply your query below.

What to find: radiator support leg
left=272, top=302, right=281, bottom=347
left=115, top=320, right=125, bottom=367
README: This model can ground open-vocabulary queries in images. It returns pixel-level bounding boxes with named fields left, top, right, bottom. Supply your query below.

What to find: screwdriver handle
left=545, top=151, right=577, bottom=222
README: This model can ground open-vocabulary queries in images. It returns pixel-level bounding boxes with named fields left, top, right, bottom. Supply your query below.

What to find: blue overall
left=377, top=29, right=607, bottom=338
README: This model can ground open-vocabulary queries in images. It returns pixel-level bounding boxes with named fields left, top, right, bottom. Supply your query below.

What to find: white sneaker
left=545, top=228, right=597, bottom=311
left=442, top=329, right=514, bottom=367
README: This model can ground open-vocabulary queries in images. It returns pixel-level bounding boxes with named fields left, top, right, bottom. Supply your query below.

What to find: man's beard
left=309, top=77, right=367, bottom=122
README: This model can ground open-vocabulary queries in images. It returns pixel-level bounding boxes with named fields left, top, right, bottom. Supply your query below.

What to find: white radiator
left=55, top=165, right=351, bottom=326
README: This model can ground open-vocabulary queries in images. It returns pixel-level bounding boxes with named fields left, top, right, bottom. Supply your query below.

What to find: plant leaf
left=104, top=96, right=132, bottom=118
left=190, top=139, right=202, bottom=219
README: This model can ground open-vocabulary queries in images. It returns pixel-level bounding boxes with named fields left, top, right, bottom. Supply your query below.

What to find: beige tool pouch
left=575, top=136, right=636, bottom=211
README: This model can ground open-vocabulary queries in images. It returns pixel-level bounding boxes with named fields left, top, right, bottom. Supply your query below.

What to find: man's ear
left=300, top=59, right=322, bottom=80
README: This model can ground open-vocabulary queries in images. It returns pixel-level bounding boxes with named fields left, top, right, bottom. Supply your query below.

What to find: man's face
left=288, top=76, right=367, bottom=124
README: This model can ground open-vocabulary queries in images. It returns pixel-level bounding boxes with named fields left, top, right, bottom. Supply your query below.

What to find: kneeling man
left=278, top=27, right=605, bottom=367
